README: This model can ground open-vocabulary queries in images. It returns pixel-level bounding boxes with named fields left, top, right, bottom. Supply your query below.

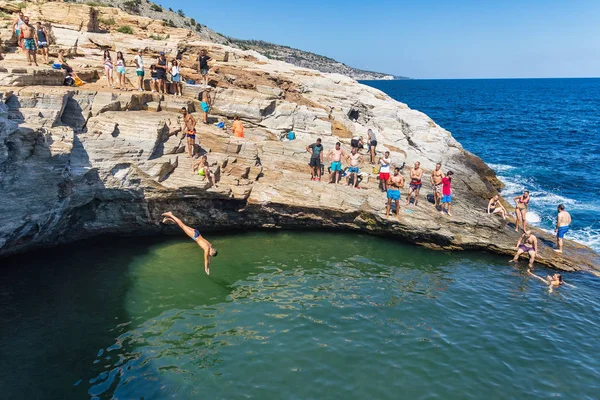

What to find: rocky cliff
left=0, top=1, right=598, bottom=274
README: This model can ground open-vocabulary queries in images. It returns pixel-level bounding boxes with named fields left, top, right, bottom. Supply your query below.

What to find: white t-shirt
left=171, top=66, right=180, bottom=76
left=380, top=157, right=391, bottom=173
left=135, top=55, right=144, bottom=71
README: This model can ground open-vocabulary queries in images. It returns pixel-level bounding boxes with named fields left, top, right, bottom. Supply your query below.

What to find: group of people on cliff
left=306, top=131, right=573, bottom=272
left=306, top=133, right=455, bottom=219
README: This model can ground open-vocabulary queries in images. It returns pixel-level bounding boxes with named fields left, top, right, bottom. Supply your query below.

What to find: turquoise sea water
left=364, top=78, right=600, bottom=251
left=1, top=232, right=599, bottom=399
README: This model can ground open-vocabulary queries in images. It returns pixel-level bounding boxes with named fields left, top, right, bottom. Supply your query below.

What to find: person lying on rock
left=181, top=107, right=197, bottom=158
left=192, top=155, right=217, bottom=188
left=406, top=161, right=424, bottom=206
left=487, top=194, right=508, bottom=220
left=161, top=212, right=218, bottom=275
left=509, top=230, right=538, bottom=269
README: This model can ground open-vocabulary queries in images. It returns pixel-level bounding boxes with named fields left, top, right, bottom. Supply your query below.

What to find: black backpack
left=63, top=75, right=75, bottom=86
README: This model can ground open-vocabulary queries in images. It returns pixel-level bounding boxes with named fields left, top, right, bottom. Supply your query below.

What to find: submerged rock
left=0, top=2, right=597, bottom=274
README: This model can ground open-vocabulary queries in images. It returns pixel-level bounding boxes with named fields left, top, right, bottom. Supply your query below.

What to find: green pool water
left=1, top=232, right=599, bottom=399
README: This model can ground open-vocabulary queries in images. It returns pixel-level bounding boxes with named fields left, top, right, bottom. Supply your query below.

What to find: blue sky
left=156, top=0, right=600, bottom=79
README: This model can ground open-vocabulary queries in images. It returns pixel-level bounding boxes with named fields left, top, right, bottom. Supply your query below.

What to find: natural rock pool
left=1, top=232, right=599, bottom=399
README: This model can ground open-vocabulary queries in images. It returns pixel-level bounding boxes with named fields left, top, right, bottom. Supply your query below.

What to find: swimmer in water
left=161, top=212, right=218, bottom=275
left=528, top=270, right=564, bottom=293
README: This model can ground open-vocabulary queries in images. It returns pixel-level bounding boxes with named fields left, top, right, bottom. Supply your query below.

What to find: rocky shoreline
left=0, top=2, right=598, bottom=274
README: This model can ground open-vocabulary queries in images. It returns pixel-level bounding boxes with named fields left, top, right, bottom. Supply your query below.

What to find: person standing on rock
left=378, top=151, right=392, bottom=192
left=307, top=138, right=323, bottom=181
left=156, top=52, right=168, bottom=94
left=13, top=12, right=25, bottom=51
left=430, top=163, right=445, bottom=210
left=200, top=89, right=212, bottom=124
left=346, top=147, right=363, bottom=188
left=134, top=49, right=144, bottom=91
left=103, top=49, right=114, bottom=88
left=181, top=107, right=197, bottom=158
left=487, top=194, right=508, bottom=220
left=35, top=22, right=49, bottom=64
left=554, top=204, right=572, bottom=253
left=327, top=142, right=345, bottom=184
left=197, top=49, right=212, bottom=86
left=161, top=212, right=218, bottom=275
left=406, top=161, right=424, bottom=206
left=386, top=167, right=405, bottom=219
left=115, top=51, right=127, bottom=90
left=21, top=16, right=37, bottom=66
left=367, top=129, right=377, bottom=164
left=171, top=59, right=182, bottom=96
left=513, top=190, right=530, bottom=232
left=510, top=230, right=538, bottom=269
left=440, top=171, right=454, bottom=216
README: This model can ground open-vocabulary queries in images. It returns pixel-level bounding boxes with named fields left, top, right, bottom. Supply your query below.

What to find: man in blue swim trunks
left=161, top=212, right=218, bottom=275
left=346, top=147, right=363, bottom=188
left=327, top=142, right=345, bottom=184
left=21, top=16, right=37, bottom=66
left=386, top=167, right=405, bottom=219
left=554, top=204, right=571, bottom=253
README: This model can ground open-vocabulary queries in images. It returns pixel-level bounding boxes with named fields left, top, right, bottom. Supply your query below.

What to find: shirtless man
left=327, top=142, right=345, bottom=184
left=554, top=204, right=572, bottom=253
left=510, top=230, right=538, bottom=269
left=346, top=147, right=363, bottom=188
left=406, top=161, right=424, bottom=206
left=21, top=16, right=37, bottom=66
left=200, top=89, right=212, bottom=124
left=386, top=167, right=405, bottom=219
left=430, top=162, right=444, bottom=209
left=161, top=212, right=218, bottom=275
left=181, top=107, right=197, bottom=158
left=487, top=194, right=508, bottom=220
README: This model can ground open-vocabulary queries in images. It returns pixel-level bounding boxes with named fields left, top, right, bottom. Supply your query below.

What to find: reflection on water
left=1, top=232, right=599, bottom=399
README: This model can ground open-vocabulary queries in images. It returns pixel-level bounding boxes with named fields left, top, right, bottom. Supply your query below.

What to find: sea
left=363, top=78, right=600, bottom=251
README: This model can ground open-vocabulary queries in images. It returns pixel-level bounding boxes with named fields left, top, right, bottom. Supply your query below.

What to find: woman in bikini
left=487, top=194, right=508, bottom=220
left=103, top=49, right=114, bottom=88
left=528, top=271, right=564, bottom=293
left=513, top=190, right=530, bottom=232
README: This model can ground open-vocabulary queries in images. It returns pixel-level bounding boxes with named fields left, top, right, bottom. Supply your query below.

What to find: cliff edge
left=0, top=1, right=597, bottom=273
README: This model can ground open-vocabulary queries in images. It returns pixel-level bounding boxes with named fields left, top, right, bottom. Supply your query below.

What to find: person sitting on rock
left=161, top=212, right=218, bottom=275
left=192, top=155, right=217, bottom=188
left=58, top=49, right=84, bottom=84
left=21, top=16, right=37, bottom=66
left=487, top=194, right=508, bottom=220
left=181, top=107, right=197, bottom=158
left=510, top=230, right=538, bottom=269
left=350, top=135, right=364, bottom=151
left=232, top=116, right=245, bottom=138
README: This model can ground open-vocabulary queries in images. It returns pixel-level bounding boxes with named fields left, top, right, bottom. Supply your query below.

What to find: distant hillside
left=65, top=0, right=231, bottom=45
left=231, top=39, right=409, bottom=81
left=66, top=0, right=408, bottom=80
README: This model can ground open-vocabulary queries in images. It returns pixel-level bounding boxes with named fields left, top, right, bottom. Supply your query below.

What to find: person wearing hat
left=156, top=51, right=168, bottom=93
